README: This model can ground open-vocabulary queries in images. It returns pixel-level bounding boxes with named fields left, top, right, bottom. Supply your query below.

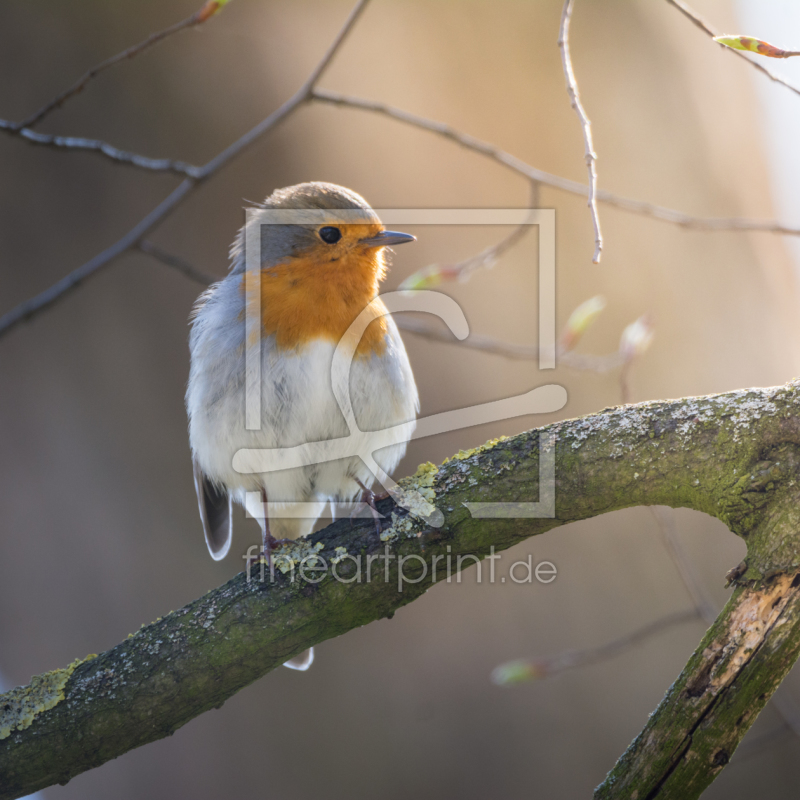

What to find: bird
left=186, top=182, right=419, bottom=670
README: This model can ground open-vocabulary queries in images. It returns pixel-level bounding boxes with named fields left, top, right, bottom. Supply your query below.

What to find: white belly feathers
left=186, top=274, right=418, bottom=515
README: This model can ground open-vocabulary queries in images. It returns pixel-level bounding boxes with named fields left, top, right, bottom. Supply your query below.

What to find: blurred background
left=2, top=0, right=800, bottom=797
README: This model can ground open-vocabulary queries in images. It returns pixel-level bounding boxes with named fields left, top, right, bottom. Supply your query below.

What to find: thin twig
left=734, top=690, right=800, bottom=760
left=196, top=0, right=370, bottom=181
left=5, top=3, right=800, bottom=342
left=395, top=315, right=626, bottom=370
left=138, top=241, right=219, bottom=285
left=557, top=0, right=602, bottom=263
left=733, top=724, right=792, bottom=762
left=16, top=1, right=227, bottom=131
left=0, top=0, right=370, bottom=340
left=0, top=121, right=201, bottom=176
left=0, top=0, right=372, bottom=180
left=492, top=610, right=700, bottom=684
left=122, top=237, right=631, bottom=371
left=650, top=506, right=717, bottom=623
left=123, top=235, right=630, bottom=369
left=665, top=0, right=800, bottom=99
left=0, top=0, right=230, bottom=176
left=425, top=210, right=532, bottom=284
left=0, top=181, right=194, bottom=333
left=312, top=90, right=800, bottom=237
left=400, top=181, right=538, bottom=290
left=619, top=361, right=632, bottom=404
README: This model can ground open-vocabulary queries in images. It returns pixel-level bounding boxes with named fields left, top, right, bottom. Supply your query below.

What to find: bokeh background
left=2, top=0, right=800, bottom=797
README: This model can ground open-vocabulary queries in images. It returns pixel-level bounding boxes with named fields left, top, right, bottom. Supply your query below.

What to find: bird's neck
left=248, top=251, right=389, bottom=357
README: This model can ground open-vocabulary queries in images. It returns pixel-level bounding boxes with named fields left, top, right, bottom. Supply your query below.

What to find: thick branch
left=4, top=381, right=800, bottom=798
left=596, top=574, right=800, bottom=798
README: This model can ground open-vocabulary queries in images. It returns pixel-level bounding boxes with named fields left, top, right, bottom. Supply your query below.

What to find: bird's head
left=232, top=182, right=415, bottom=284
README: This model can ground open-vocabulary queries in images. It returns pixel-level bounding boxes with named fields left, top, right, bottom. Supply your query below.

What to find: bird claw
left=351, top=482, right=388, bottom=536
left=246, top=535, right=294, bottom=570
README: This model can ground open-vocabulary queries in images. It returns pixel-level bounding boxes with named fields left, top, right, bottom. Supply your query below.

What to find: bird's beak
left=360, top=230, right=416, bottom=248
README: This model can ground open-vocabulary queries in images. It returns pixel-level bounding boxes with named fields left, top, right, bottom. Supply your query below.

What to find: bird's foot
left=246, top=535, right=295, bottom=569
left=350, top=483, right=389, bottom=536
left=267, top=534, right=295, bottom=551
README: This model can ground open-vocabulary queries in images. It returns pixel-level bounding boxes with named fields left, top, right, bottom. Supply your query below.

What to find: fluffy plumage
left=186, top=181, right=418, bottom=558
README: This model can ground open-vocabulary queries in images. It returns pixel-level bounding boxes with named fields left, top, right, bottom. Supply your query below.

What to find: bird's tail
left=283, top=647, right=314, bottom=671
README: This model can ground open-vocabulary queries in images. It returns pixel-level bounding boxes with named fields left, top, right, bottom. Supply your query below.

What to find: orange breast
left=244, top=247, right=389, bottom=358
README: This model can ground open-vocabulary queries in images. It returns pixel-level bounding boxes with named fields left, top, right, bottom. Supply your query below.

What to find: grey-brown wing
left=192, top=460, right=233, bottom=561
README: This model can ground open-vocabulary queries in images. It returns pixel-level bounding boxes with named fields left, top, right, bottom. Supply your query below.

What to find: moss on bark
left=4, top=381, right=800, bottom=799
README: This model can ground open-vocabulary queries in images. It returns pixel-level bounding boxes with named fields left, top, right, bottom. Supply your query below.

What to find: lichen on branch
left=4, top=380, right=800, bottom=800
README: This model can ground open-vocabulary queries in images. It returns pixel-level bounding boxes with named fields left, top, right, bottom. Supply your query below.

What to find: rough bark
left=4, top=380, right=800, bottom=799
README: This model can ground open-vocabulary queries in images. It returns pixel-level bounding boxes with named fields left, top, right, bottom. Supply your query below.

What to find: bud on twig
left=559, top=295, right=606, bottom=353
left=713, top=34, right=800, bottom=59
left=197, top=0, right=232, bottom=24
left=491, top=659, right=548, bottom=686
left=619, top=314, right=654, bottom=362
left=398, top=264, right=462, bottom=291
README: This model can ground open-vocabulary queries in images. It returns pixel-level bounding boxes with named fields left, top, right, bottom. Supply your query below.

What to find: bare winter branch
left=138, top=240, right=219, bottom=286
left=557, top=0, right=602, bottom=263
left=312, top=89, right=800, bottom=236
left=492, top=610, right=700, bottom=684
left=0, top=120, right=201, bottom=176
left=0, top=1, right=236, bottom=176
left=0, top=0, right=370, bottom=341
left=666, top=0, right=800, bottom=99
left=395, top=315, right=626, bottom=371
left=15, top=1, right=229, bottom=131
left=399, top=182, right=538, bottom=290
left=3, top=1, right=800, bottom=358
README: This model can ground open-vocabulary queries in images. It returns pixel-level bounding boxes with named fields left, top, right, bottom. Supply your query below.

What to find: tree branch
left=123, top=239, right=638, bottom=371
left=3, top=1, right=800, bottom=349
left=492, top=609, right=700, bottom=684
left=595, top=573, right=800, bottom=798
left=311, top=89, right=800, bottom=236
left=4, top=381, right=800, bottom=798
left=399, top=181, right=538, bottom=290
left=0, top=0, right=232, bottom=176
left=15, top=1, right=228, bottom=131
left=0, top=0, right=370, bottom=341
left=137, top=240, right=219, bottom=285
left=394, top=314, right=626, bottom=369
left=665, top=0, right=800, bottom=99
left=558, top=0, right=602, bottom=263
left=3, top=13, right=800, bottom=343
left=0, top=122, right=202, bottom=177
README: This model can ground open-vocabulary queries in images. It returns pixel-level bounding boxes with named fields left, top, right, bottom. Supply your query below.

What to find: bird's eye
left=319, top=226, right=342, bottom=244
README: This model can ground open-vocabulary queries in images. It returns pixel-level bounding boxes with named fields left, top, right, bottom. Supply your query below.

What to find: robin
left=186, top=182, right=419, bottom=669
